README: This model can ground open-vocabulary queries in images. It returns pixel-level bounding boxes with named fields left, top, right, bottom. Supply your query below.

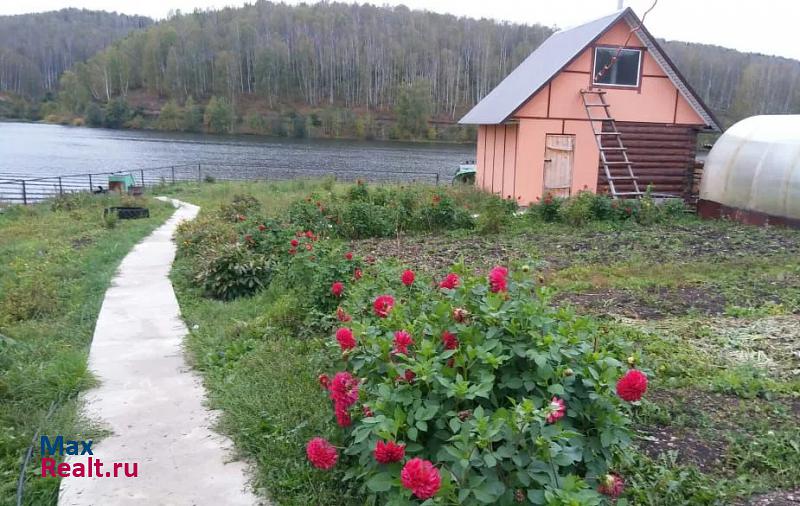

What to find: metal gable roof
left=458, top=8, right=721, bottom=131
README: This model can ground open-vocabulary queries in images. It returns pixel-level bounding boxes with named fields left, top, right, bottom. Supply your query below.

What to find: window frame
left=592, top=46, right=643, bottom=88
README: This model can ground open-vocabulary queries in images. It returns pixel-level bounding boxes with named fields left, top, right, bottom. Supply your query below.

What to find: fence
left=0, top=163, right=442, bottom=205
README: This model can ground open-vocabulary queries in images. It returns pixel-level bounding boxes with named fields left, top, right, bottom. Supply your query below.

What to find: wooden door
left=543, top=134, right=575, bottom=198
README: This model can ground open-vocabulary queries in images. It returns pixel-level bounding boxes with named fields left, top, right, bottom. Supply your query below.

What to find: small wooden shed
left=459, top=8, right=721, bottom=204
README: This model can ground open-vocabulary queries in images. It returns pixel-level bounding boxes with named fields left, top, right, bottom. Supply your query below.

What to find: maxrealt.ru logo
left=40, top=436, right=139, bottom=478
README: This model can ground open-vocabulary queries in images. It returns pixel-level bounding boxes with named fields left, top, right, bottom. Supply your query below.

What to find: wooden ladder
left=580, top=89, right=641, bottom=198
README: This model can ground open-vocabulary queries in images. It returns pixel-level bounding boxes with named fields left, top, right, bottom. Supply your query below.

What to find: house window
left=593, top=47, right=642, bottom=87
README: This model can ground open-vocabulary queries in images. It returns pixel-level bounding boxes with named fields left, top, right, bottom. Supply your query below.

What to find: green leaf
left=366, top=472, right=394, bottom=492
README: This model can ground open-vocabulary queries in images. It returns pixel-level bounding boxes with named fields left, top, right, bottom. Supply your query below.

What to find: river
left=0, top=122, right=474, bottom=182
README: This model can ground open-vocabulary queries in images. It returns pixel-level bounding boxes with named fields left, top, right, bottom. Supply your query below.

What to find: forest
left=1, top=2, right=799, bottom=140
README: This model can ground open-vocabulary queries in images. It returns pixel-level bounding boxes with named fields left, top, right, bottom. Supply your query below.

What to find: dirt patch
left=70, top=235, right=94, bottom=250
left=637, top=424, right=728, bottom=473
left=351, top=235, right=530, bottom=274
left=554, top=286, right=726, bottom=319
left=745, top=489, right=800, bottom=505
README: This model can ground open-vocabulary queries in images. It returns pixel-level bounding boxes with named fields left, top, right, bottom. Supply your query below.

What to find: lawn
left=0, top=193, right=173, bottom=505
left=167, top=180, right=799, bottom=505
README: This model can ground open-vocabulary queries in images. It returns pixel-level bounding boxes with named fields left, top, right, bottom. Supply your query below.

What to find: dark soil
left=350, top=222, right=800, bottom=274
left=637, top=424, right=728, bottom=473
left=352, top=235, right=527, bottom=273
left=553, top=286, right=726, bottom=319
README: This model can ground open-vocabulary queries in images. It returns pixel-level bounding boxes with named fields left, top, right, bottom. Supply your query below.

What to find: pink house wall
left=474, top=16, right=708, bottom=205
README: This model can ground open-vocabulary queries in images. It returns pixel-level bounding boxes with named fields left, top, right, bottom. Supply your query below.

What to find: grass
left=166, top=180, right=799, bottom=504
left=0, top=193, right=173, bottom=505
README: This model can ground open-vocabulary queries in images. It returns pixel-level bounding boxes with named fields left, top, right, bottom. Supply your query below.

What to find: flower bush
left=194, top=242, right=272, bottom=300
left=307, top=265, right=648, bottom=504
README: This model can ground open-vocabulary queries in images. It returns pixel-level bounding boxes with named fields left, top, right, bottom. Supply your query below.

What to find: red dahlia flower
left=331, top=281, right=344, bottom=297
left=373, top=295, right=395, bottom=318
left=400, top=458, right=441, bottom=499
left=237, top=214, right=246, bottom=222
left=335, top=328, right=356, bottom=351
left=366, top=255, right=376, bottom=264
left=306, top=437, right=338, bottom=470
left=616, top=369, right=648, bottom=402
left=305, top=243, right=313, bottom=251
left=439, top=273, right=460, bottom=290
left=441, top=330, right=459, bottom=350
left=244, top=234, right=253, bottom=243
left=488, top=266, right=509, bottom=293
left=290, top=239, right=299, bottom=247
left=393, top=330, right=413, bottom=355
left=354, top=268, right=362, bottom=280
left=345, top=251, right=353, bottom=260
left=258, top=224, right=266, bottom=231
left=305, top=230, right=314, bottom=238
left=362, top=405, right=374, bottom=417
left=598, top=473, right=624, bottom=498
left=403, top=369, right=416, bottom=382
left=289, top=247, right=297, bottom=255
left=334, top=401, right=352, bottom=427
left=401, top=269, right=415, bottom=286
left=318, top=373, right=330, bottom=389
left=336, top=306, right=351, bottom=322
left=546, top=396, right=566, bottom=424
left=328, top=371, right=359, bottom=407
left=374, top=440, right=405, bottom=464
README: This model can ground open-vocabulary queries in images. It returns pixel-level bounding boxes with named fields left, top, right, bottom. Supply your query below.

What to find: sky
left=2, top=0, right=799, bottom=61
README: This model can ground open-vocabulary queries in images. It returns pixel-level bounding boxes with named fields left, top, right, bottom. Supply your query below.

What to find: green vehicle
left=452, top=161, right=476, bottom=184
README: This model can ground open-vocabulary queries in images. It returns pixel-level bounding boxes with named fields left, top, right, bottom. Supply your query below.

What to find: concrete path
left=59, top=198, right=260, bottom=506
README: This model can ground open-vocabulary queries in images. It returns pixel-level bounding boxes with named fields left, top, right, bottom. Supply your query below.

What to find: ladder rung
left=600, top=147, right=627, bottom=151
left=604, top=161, right=632, bottom=165
left=581, top=89, right=607, bottom=94
left=607, top=176, right=638, bottom=180
left=614, top=192, right=644, bottom=196
left=597, top=132, right=621, bottom=135
left=585, top=103, right=610, bottom=107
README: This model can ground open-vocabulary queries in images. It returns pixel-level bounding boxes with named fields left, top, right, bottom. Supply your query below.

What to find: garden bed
left=164, top=180, right=800, bottom=505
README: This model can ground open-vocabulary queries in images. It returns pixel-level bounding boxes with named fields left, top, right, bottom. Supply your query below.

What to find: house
left=459, top=7, right=720, bottom=204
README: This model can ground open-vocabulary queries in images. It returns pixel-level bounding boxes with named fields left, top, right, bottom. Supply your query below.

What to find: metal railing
left=0, top=163, right=442, bottom=205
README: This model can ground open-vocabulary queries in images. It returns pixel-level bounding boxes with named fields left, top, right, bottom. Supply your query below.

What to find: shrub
left=346, top=180, right=370, bottom=202
left=195, top=243, right=271, bottom=300
left=219, top=194, right=262, bottom=222
left=589, top=194, right=614, bottom=221
left=530, top=193, right=563, bottom=223
left=310, top=266, right=645, bottom=504
left=338, top=201, right=396, bottom=239
left=286, top=197, right=331, bottom=234
left=415, top=191, right=474, bottom=231
left=635, top=188, right=660, bottom=226
left=558, top=191, right=596, bottom=227
left=661, top=198, right=687, bottom=220
left=476, top=196, right=514, bottom=235
left=176, top=214, right=236, bottom=257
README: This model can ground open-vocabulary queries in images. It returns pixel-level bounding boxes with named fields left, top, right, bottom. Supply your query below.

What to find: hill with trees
left=1, top=2, right=799, bottom=140
left=0, top=9, right=152, bottom=98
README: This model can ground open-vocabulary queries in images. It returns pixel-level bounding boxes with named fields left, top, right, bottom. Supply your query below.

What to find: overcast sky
left=2, top=0, right=799, bottom=61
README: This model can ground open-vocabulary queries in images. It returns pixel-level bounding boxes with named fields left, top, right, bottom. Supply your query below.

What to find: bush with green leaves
left=310, top=266, right=647, bottom=505
left=529, top=193, right=563, bottom=223
left=194, top=242, right=272, bottom=300
left=476, top=196, right=515, bottom=235
left=557, top=191, right=596, bottom=227
left=218, top=193, right=262, bottom=222
left=175, top=214, right=237, bottom=257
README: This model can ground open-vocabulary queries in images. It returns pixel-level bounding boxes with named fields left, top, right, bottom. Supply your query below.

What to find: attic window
left=593, top=47, right=642, bottom=87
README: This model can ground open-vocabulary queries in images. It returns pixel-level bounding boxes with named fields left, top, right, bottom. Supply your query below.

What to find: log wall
left=597, top=122, right=700, bottom=199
